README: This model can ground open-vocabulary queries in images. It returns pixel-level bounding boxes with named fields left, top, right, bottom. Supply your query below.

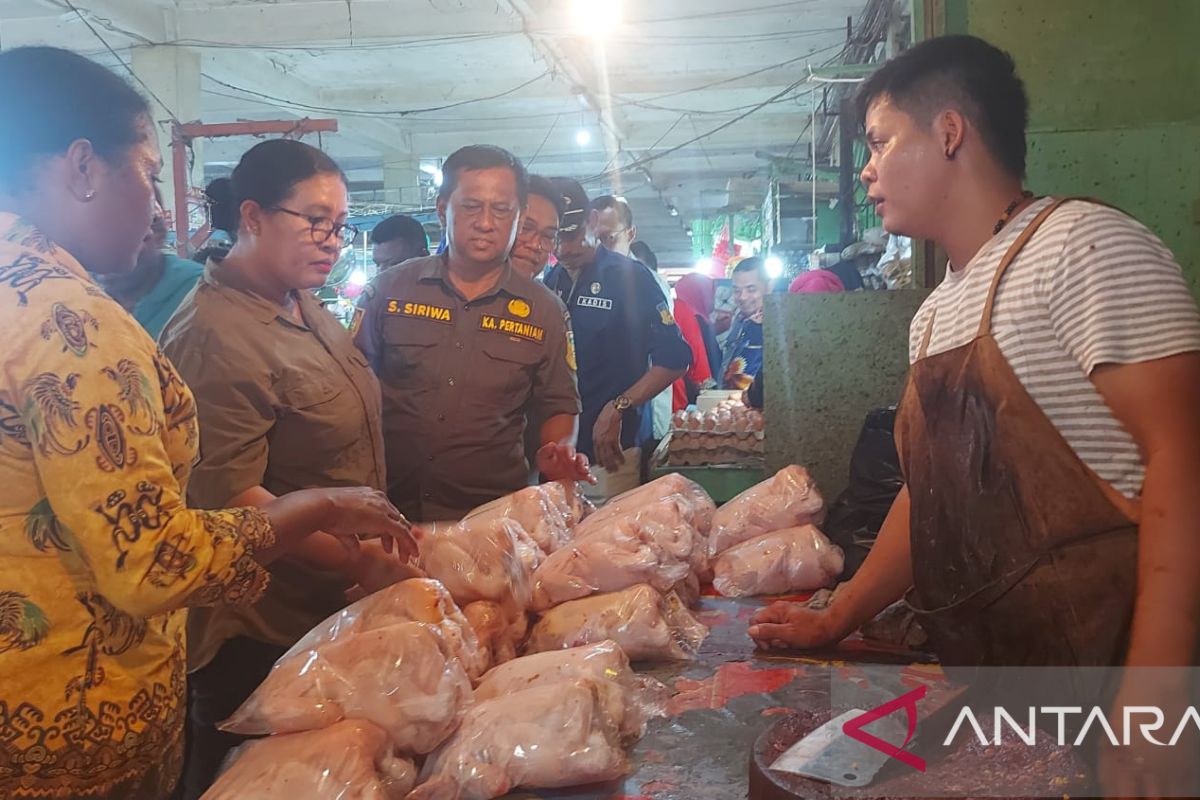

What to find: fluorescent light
left=765, top=256, right=784, bottom=279
left=693, top=257, right=712, bottom=274
left=570, top=0, right=621, bottom=38
left=575, top=129, right=592, bottom=147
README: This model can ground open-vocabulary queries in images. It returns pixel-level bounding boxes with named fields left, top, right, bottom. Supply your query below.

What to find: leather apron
left=895, top=198, right=1139, bottom=667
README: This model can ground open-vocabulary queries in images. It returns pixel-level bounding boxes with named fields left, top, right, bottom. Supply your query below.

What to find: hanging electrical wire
left=204, top=71, right=552, bottom=117
left=57, top=0, right=178, bottom=121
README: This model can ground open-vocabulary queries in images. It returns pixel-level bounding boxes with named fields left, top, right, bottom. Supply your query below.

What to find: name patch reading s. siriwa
left=386, top=299, right=453, bottom=323
left=480, top=314, right=545, bottom=344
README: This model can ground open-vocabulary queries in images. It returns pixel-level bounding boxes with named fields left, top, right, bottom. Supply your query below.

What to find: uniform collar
left=417, top=251, right=521, bottom=302
left=202, top=257, right=316, bottom=328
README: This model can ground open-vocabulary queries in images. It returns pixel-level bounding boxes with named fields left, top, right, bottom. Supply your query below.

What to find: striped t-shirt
left=909, top=197, right=1200, bottom=499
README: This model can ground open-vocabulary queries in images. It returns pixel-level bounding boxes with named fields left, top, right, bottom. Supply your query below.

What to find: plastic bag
left=708, top=465, right=826, bottom=557
left=460, top=481, right=589, bottom=554
left=282, top=578, right=488, bottom=680
left=221, top=621, right=472, bottom=755
left=712, top=525, right=844, bottom=598
left=530, top=495, right=700, bottom=611
left=202, top=719, right=416, bottom=800
left=822, top=408, right=902, bottom=579
left=410, top=680, right=629, bottom=800
left=462, top=600, right=528, bottom=670
left=473, top=640, right=669, bottom=743
left=417, top=518, right=535, bottom=610
left=526, top=584, right=708, bottom=661
left=579, top=473, right=716, bottom=536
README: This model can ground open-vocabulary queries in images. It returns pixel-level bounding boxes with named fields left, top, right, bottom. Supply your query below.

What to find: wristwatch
left=612, top=394, right=633, bottom=411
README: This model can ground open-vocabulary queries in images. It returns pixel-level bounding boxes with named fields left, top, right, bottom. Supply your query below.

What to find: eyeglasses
left=520, top=222, right=559, bottom=254
left=271, top=206, right=359, bottom=244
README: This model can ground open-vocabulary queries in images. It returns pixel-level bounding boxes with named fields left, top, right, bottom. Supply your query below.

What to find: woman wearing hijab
left=0, top=47, right=411, bottom=800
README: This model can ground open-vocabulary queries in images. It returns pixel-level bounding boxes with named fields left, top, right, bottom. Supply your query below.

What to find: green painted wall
left=763, top=290, right=930, bottom=498
left=951, top=0, right=1200, bottom=290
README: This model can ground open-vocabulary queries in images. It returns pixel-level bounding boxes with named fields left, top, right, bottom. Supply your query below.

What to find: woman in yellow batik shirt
left=0, top=48, right=414, bottom=800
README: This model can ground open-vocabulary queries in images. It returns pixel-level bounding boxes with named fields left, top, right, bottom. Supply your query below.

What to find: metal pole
left=839, top=99, right=856, bottom=246
left=172, top=123, right=190, bottom=258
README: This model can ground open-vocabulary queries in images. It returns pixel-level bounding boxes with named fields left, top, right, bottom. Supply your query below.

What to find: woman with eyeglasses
left=159, top=139, right=411, bottom=797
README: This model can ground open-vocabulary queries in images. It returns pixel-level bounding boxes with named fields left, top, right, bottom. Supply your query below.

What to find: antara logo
left=843, top=685, right=928, bottom=772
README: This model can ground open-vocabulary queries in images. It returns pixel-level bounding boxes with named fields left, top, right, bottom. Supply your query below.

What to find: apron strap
left=977, top=197, right=1073, bottom=338
left=917, top=308, right=937, bottom=359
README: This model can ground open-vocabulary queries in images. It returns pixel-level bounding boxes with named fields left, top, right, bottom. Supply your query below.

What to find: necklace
left=993, top=191, right=1035, bottom=235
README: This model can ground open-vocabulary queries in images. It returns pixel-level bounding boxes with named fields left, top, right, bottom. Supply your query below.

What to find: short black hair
left=372, top=214, right=429, bottom=254
left=630, top=240, right=658, bottom=271
left=0, top=47, right=151, bottom=190
left=855, top=35, right=1029, bottom=178
left=232, top=139, right=346, bottom=219
left=437, top=145, right=529, bottom=206
left=204, top=177, right=238, bottom=235
left=527, top=175, right=565, bottom=219
left=589, top=194, right=634, bottom=227
left=732, top=256, right=769, bottom=283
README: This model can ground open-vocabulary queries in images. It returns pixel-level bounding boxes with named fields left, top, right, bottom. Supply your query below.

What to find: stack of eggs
left=667, top=400, right=765, bottom=466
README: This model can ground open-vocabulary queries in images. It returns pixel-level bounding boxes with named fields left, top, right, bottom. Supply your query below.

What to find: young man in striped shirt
left=750, top=34, right=1200, bottom=795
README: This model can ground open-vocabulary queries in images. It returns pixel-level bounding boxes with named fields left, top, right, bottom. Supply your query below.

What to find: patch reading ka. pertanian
left=480, top=314, right=545, bottom=344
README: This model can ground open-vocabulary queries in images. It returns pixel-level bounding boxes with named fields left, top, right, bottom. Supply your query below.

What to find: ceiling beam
left=200, top=51, right=409, bottom=156
left=175, top=0, right=523, bottom=46
left=7, top=0, right=171, bottom=47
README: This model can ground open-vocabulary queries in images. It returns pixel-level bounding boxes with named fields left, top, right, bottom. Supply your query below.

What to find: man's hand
left=536, top=442, right=596, bottom=484
left=592, top=402, right=625, bottom=471
left=749, top=601, right=849, bottom=651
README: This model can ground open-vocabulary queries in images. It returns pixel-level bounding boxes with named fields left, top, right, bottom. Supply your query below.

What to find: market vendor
left=720, top=256, right=768, bottom=390
left=750, top=33, right=1200, bottom=690
left=355, top=145, right=589, bottom=521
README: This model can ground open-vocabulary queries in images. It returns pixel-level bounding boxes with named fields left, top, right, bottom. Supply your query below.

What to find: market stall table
left=506, top=595, right=929, bottom=800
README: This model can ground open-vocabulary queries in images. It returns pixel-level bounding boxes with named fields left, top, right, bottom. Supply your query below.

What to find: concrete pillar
left=129, top=46, right=202, bottom=216
left=383, top=156, right=421, bottom=206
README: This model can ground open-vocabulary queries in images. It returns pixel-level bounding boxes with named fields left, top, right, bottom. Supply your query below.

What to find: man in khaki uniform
left=355, top=145, right=588, bottom=521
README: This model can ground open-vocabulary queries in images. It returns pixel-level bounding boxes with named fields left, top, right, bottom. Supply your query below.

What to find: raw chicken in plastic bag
left=461, top=481, right=591, bottom=553
left=283, top=578, right=488, bottom=680
left=526, top=584, right=708, bottom=661
left=473, top=640, right=668, bottom=742
left=202, top=719, right=417, bottom=800
left=417, top=518, right=535, bottom=610
left=708, top=465, right=826, bottom=557
left=221, top=621, right=472, bottom=755
left=409, top=680, right=629, bottom=800
left=712, top=525, right=844, bottom=597
left=579, top=473, right=716, bottom=536
left=462, top=600, right=528, bottom=670
left=530, top=497, right=700, bottom=611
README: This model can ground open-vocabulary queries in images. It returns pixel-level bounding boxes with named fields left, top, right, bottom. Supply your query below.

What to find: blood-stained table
left=505, top=595, right=928, bottom=800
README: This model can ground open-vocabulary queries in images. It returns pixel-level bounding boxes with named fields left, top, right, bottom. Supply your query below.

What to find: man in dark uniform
left=545, top=178, right=691, bottom=499
left=355, top=146, right=589, bottom=521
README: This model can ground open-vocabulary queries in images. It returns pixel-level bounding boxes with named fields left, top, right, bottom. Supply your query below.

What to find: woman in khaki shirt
left=160, top=140, right=409, bottom=797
